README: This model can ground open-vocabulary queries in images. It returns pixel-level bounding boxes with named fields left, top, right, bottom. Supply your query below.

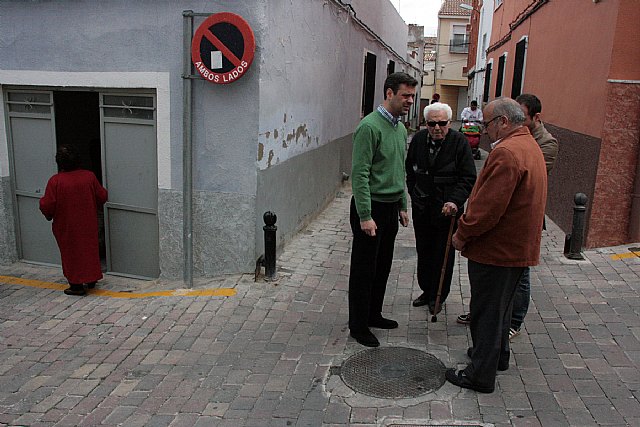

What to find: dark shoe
left=369, top=317, right=398, bottom=329
left=86, top=282, right=97, bottom=289
left=350, top=329, right=380, bottom=347
left=467, top=347, right=508, bottom=371
left=457, top=313, right=471, bottom=325
left=445, top=368, right=494, bottom=393
left=64, top=284, right=86, bottom=296
left=412, top=293, right=429, bottom=307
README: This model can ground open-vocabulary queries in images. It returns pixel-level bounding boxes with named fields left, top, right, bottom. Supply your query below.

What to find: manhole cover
left=341, top=347, right=446, bottom=398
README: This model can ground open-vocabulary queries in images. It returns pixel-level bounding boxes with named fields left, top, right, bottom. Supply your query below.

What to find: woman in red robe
left=40, top=145, right=108, bottom=296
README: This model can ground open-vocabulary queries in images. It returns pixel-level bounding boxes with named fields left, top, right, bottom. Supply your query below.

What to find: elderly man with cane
left=406, top=102, right=476, bottom=318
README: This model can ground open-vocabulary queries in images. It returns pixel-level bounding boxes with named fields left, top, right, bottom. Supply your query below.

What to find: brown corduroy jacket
left=455, top=126, right=547, bottom=267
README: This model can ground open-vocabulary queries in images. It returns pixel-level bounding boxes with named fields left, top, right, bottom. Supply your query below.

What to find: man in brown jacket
left=446, top=97, right=547, bottom=393
left=456, top=94, right=558, bottom=337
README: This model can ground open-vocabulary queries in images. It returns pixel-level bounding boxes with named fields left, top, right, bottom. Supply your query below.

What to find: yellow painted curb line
left=0, top=275, right=236, bottom=298
left=610, top=252, right=640, bottom=261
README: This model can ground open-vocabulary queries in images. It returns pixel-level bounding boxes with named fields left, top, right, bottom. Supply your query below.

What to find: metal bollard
left=564, top=193, right=588, bottom=260
left=263, top=211, right=278, bottom=281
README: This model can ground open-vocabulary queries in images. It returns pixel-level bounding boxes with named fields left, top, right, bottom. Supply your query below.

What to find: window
left=361, top=52, right=377, bottom=116
left=510, top=37, right=528, bottom=98
left=495, top=54, right=506, bottom=97
left=450, top=25, right=469, bottom=53
left=483, top=62, right=492, bottom=103
left=387, top=60, right=395, bottom=76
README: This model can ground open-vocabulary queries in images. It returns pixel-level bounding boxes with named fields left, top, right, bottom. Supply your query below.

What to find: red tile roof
left=439, top=0, right=472, bottom=16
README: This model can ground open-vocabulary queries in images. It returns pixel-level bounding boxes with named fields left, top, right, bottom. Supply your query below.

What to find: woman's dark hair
left=55, top=145, right=80, bottom=172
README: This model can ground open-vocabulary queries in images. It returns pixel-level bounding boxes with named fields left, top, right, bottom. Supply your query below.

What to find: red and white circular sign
left=191, top=12, right=255, bottom=84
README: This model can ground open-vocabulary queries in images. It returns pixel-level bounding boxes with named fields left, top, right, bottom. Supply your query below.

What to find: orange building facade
left=481, top=0, right=640, bottom=247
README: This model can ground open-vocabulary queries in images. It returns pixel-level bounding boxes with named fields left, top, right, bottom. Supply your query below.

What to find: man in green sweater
left=349, top=72, right=418, bottom=347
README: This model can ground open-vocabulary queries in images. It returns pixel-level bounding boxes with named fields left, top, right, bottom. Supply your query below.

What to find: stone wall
left=588, top=81, right=640, bottom=247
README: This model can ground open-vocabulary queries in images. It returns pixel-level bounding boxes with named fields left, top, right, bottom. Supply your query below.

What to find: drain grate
left=341, top=347, right=446, bottom=398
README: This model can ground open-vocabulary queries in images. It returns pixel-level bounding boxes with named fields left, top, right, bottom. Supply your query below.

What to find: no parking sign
left=191, top=12, right=255, bottom=84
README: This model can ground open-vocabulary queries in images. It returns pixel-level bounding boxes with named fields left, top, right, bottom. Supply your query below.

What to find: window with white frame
left=495, top=53, right=507, bottom=97
left=511, top=37, right=528, bottom=98
left=450, top=25, right=469, bottom=54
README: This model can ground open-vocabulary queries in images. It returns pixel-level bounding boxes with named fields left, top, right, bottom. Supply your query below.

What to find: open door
left=5, top=90, right=60, bottom=265
left=100, top=93, right=159, bottom=279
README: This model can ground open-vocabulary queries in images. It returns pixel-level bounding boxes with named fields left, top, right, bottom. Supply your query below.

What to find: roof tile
left=439, top=0, right=472, bottom=16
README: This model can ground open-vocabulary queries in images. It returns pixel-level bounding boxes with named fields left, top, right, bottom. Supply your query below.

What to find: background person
left=457, top=94, right=559, bottom=333
left=447, top=98, right=547, bottom=393
left=348, top=72, right=417, bottom=347
left=509, top=93, right=558, bottom=338
left=406, top=102, right=476, bottom=315
left=40, top=145, right=108, bottom=296
left=460, top=100, right=483, bottom=124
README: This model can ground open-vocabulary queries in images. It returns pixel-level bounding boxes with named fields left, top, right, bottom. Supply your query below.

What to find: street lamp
left=459, top=3, right=473, bottom=11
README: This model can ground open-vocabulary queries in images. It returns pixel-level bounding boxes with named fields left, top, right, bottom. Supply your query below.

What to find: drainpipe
left=182, top=11, right=194, bottom=288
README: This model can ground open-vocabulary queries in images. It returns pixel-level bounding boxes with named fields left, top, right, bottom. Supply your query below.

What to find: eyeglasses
left=426, top=120, right=450, bottom=127
left=482, top=116, right=503, bottom=128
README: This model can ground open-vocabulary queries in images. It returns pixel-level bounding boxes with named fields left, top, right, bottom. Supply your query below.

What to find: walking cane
left=431, top=215, right=457, bottom=323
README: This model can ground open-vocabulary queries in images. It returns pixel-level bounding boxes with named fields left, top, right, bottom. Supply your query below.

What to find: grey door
left=100, top=93, right=159, bottom=279
left=5, top=90, right=60, bottom=265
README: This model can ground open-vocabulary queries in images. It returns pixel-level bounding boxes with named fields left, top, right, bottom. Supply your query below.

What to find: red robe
left=39, top=169, right=108, bottom=284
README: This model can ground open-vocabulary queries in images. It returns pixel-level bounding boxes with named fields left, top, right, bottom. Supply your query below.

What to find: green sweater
left=351, top=111, right=408, bottom=221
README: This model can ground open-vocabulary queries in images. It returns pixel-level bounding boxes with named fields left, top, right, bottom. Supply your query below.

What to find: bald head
left=487, top=98, right=526, bottom=125
left=482, top=97, right=526, bottom=142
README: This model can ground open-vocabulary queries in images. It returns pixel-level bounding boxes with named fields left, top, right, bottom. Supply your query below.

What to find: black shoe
left=445, top=368, right=494, bottom=393
left=412, top=293, right=429, bottom=307
left=86, top=282, right=97, bottom=289
left=350, top=329, right=380, bottom=347
left=369, top=317, right=398, bottom=329
left=64, top=284, right=86, bottom=296
left=467, top=347, right=508, bottom=371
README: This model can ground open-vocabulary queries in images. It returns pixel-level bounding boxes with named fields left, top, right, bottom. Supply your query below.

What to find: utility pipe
left=182, top=11, right=194, bottom=288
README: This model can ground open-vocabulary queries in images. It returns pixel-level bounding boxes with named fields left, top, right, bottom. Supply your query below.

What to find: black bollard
left=263, top=211, right=278, bottom=280
left=565, top=193, right=588, bottom=260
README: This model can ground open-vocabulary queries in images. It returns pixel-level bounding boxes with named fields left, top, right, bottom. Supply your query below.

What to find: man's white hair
left=424, top=102, right=453, bottom=121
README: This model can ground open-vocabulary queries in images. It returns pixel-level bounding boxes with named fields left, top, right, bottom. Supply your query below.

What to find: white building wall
left=471, top=0, right=494, bottom=105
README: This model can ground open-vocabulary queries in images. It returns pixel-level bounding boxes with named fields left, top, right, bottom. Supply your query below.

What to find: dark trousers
left=413, top=210, right=457, bottom=306
left=348, top=197, right=399, bottom=332
left=464, top=260, right=524, bottom=388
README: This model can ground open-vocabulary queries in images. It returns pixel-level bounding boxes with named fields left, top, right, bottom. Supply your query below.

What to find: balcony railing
left=450, top=36, right=469, bottom=54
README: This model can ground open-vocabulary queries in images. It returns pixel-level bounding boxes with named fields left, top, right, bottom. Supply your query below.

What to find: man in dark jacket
left=406, top=102, right=476, bottom=315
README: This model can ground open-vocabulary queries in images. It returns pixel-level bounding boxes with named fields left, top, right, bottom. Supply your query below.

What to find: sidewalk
left=1, top=180, right=640, bottom=426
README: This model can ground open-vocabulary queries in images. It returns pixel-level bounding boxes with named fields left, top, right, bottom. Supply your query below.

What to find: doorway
left=53, top=91, right=106, bottom=264
left=5, top=88, right=159, bottom=279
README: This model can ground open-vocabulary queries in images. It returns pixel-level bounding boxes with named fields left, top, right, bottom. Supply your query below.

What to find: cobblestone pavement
left=2, top=181, right=640, bottom=426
